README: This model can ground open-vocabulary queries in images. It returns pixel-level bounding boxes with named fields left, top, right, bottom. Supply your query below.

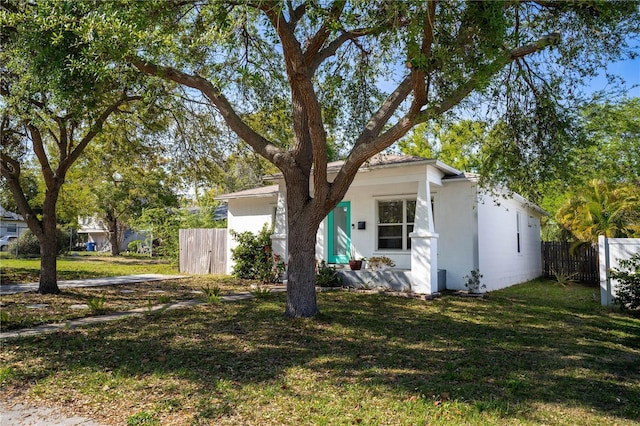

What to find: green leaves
left=556, top=179, right=640, bottom=243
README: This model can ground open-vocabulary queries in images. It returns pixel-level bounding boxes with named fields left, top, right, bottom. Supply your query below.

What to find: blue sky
left=588, top=56, right=640, bottom=98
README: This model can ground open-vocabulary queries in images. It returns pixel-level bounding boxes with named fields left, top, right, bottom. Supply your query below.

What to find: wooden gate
left=541, top=242, right=598, bottom=284
left=179, top=228, right=227, bottom=274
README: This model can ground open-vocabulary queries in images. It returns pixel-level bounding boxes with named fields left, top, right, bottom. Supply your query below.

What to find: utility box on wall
left=437, top=269, right=446, bottom=291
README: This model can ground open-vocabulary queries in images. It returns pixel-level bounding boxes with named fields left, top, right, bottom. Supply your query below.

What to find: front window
left=377, top=199, right=415, bottom=250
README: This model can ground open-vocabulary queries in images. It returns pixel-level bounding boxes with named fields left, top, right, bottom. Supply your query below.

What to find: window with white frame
left=377, top=199, right=416, bottom=250
left=7, top=224, right=16, bottom=234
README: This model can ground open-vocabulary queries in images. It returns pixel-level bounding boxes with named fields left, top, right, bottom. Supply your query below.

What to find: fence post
left=598, top=235, right=611, bottom=306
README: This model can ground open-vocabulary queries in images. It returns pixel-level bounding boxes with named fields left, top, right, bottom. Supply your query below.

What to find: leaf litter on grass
left=0, top=281, right=639, bottom=425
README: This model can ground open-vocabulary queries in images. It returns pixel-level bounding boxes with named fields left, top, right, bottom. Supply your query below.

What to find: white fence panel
left=599, top=236, right=640, bottom=306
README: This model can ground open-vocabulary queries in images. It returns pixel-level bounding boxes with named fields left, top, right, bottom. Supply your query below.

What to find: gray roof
left=215, top=184, right=280, bottom=201
left=265, top=154, right=462, bottom=180
left=215, top=155, right=462, bottom=201
left=0, top=206, right=24, bottom=221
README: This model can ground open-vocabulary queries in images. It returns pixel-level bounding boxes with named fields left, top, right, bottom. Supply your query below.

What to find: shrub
left=611, top=253, right=640, bottom=312
left=551, top=268, right=577, bottom=287
left=127, top=240, right=144, bottom=253
left=367, top=256, right=396, bottom=270
left=87, top=295, right=107, bottom=314
left=250, top=286, right=273, bottom=298
left=200, top=285, right=222, bottom=304
left=464, top=269, right=486, bottom=293
left=10, top=228, right=69, bottom=256
left=230, top=224, right=284, bottom=283
left=316, top=260, right=343, bottom=287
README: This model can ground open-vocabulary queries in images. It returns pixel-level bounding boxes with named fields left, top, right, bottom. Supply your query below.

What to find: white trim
left=375, top=198, right=416, bottom=251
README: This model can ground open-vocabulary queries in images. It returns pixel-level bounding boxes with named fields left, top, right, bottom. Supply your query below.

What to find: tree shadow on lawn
left=4, top=289, right=639, bottom=424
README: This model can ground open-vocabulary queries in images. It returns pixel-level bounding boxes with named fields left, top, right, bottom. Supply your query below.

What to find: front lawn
left=0, top=275, right=258, bottom=330
left=0, top=253, right=177, bottom=284
left=1, top=279, right=638, bottom=425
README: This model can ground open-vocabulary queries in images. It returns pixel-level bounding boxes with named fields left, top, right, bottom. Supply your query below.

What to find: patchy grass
left=0, top=275, right=258, bottom=330
left=1, top=278, right=639, bottom=425
left=0, top=253, right=177, bottom=284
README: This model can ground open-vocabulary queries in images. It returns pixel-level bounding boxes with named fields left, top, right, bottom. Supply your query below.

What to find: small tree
left=611, top=254, right=640, bottom=313
left=1, top=1, right=144, bottom=293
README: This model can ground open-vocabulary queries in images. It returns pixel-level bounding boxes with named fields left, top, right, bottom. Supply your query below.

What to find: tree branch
left=260, top=3, right=331, bottom=194
left=309, top=30, right=363, bottom=73
left=65, top=94, right=141, bottom=169
left=0, top=151, right=43, bottom=236
left=410, top=0, right=436, bottom=113
left=354, top=76, right=413, bottom=146
left=27, top=124, right=56, bottom=190
left=129, top=57, right=284, bottom=165
left=56, top=117, right=68, bottom=161
left=287, top=0, right=307, bottom=27
left=510, top=31, right=561, bottom=59
left=331, top=31, right=563, bottom=201
left=303, top=1, right=346, bottom=68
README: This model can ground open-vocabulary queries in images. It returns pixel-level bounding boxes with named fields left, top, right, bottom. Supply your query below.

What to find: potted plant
left=367, top=256, right=395, bottom=271
left=349, top=245, right=363, bottom=270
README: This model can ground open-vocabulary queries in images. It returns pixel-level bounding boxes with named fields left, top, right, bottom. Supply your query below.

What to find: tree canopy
left=1, top=0, right=150, bottom=292
left=2, top=0, right=639, bottom=314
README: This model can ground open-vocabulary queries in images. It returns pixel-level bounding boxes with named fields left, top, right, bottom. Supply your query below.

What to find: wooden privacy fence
left=179, top=228, right=227, bottom=274
left=541, top=242, right=598, bottom=284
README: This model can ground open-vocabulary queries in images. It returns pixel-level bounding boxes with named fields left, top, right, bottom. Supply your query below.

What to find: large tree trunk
left=108, top=218, right=120, bottom=256
left=283, top=177, right=326, bottom=318
left=285, top=218, right=320, bottom=317
left=38, top=202, right=60, bottom=294
left=39, top=236, right=60, bottom=294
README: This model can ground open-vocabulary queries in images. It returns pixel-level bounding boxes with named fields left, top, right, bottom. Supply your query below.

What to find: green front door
left=328, top=201, right=351, bottom=264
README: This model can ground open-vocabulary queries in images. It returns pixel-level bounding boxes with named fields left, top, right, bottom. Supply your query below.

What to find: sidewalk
left=0, top=274, right=187, bottom=295
left=0, top=400, right=106, bottom=426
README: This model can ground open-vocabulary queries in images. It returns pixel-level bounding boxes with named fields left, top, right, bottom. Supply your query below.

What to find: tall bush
left=611, top=253, right=640, bottom=313
left=10, top=229, right=69, bottom=257
left=231, top=225, right=284, bottom=283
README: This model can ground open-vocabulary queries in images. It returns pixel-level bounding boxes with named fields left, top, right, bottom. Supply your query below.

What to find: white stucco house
left=215, top=155, right=545, bottom=294
left=77, top=216, right=147, bottom=252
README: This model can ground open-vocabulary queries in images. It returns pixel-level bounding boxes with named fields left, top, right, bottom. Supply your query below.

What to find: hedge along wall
left=599, top=236, right=640, bottom=306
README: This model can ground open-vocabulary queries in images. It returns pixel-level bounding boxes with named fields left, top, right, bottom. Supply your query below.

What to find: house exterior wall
left=435, top=179, right=478, bottom=290
left=0, top=219, right=29, bottom=237
left=321, top=167, right=424, bottom=269
left=220, top=159, right=542, bottom=294
left=477, top=193, right=542, bottom=291
left=225, top=196, right=277, bottom=274
left=78, top=217, right=148, bottom=252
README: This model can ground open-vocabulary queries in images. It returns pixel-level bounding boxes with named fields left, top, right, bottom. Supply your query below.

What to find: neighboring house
left=216, top=155, right=545, bottom=295
left=0, top=206, right=29, bottom=238
left=77, top=216, right=147, bottom=252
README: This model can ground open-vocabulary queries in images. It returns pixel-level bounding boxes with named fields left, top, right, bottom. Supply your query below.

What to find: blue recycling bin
left=86, top=242, right=96, bottom=252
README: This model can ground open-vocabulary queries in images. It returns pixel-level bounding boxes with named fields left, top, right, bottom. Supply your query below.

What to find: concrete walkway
left=0, top=274, right=188, bottom=295
left=0, top=275, right=286, bottom=424
left=0, top=400, right=105, bottom=426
